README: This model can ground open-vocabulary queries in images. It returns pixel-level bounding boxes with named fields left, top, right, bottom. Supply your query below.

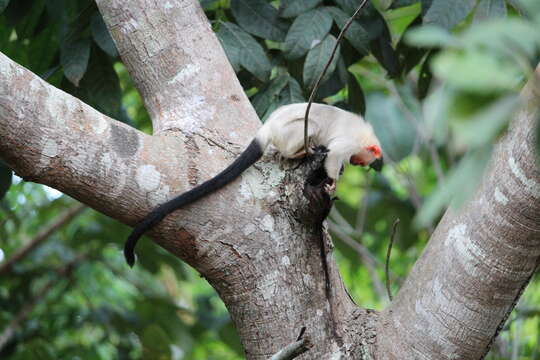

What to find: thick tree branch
left=0, top=52, right=162, bottom=221
left=0, top=50, right=254, bottom=269
left=377, top=69, right=540, bottom=359
left=0, top=203, right=86, bottom=275
left=96, top=0, right=259, bottom=139
left=1, top=1, right=381, bottom=358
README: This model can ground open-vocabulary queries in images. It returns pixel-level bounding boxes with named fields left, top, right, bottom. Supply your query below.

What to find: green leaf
left=328, top=6, right=369, bottom=55
left=415, top=145, right=492, bottom=227
left=334, top=1, right=384, bottom=41
left=217, top=22, right=271, bottom=81
left=396, top=83, right=422, bottom=119
left=369, top=25, right=401, bottom=78
left=474, top=0, right=507, bottom=22
left=0, top=0, right=9, bottom=14
left=517, top=0, right=540, bottom=17
left=348, top=75, right=365, bottom=116
left=279, top=0, right=322, bottom=18
left=432, top=50, right=522, bottom=93
left=405, top=25, right=458, bottom=48
left=140, top=325, right=172, bottom=358
left=61, top=47, right=122, bottom=119
left=391, top=0, right=421, bottom=8
left=418, top=50, right=436, bottom=99
left=0, top=161, right=12, bottom=200
left=316, top=69, right=346, bottom=99
left=201, top=0, right=219, bottom=9
left=61, top=37, right=91, bottom=87
left=278, top=76, right=305, bottom=105
left=283, top=7, right=333, bottom=60
left=461, top=19, right=540, bottom=58
left=423, top=85, right=450, bottom=145
left=303, top=35, right=340, bottom=89
left=365, top=93, right=417, bottom=162
left=420, top=0, right=434, bottom=15
left=424, top=0, right=476, bottom=29
left=506, top=0, right=524, bottom=14
left=12, top=339, right=55, bottom=360
left=451, top=95, right=519, bottom=148
left=251, top=75, right=289, bottom=119
left=253, top=75, right=305, bottom=120
left=91, top=13, right=118, bottom=58
left=395, top=14, right=426, bottom=75
left=230, top=0, right=287, bottom=41
left=4, top=0, right=46, bottom=40
left=27, top=25, right=58, bottom=75
left=334, top=0, right=364, bottom=14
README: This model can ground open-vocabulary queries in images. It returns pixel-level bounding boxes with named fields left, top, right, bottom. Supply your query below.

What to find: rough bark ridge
left=0, top=0, right=539, bottom=358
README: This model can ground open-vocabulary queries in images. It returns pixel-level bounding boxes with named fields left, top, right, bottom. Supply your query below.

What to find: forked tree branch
left=0, top=1, right=373, bottom=358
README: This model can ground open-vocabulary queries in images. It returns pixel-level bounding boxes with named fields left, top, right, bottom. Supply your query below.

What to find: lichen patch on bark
left=136, top=164, right=161, bottom=192
left=508, top=156, right=540, bottom=199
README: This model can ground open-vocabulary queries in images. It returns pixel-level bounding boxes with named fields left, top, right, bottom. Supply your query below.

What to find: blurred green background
left=0, top=0, right=539, bottom=358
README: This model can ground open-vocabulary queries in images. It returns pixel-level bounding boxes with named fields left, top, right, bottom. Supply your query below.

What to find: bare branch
left=385, top=219, right=400, bottom=302
left=0, top=203, right=86, bottom=275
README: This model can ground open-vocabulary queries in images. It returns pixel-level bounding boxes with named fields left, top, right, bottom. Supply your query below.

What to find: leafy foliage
left=303, top=34, right=340, bottom=88
left=423, top=0, right=477, bottom=29
left=1, top=0, right=540, bottom=359
left=284, top=7, right=334, bottom=60
left=230, top=0, right=287, bottom=41
left=217, top=21, right=272, bottom=81
left=365, top=93, right=417, bottom=162
left=279, top=0, right=323, bottom=18
left=60, top=37, right=90, bottom=86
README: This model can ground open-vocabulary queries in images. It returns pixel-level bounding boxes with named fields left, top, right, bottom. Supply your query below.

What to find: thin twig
left=385, top=218, right=400, bottom=302
left=0, top=203, right=86, bottom=275
left=303, top=0, right=370, bottom=153
left=328, top=221, right=387, bottom=300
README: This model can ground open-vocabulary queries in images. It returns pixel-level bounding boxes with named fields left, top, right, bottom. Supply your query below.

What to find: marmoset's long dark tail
left=124, top=138, right=264, bottom=267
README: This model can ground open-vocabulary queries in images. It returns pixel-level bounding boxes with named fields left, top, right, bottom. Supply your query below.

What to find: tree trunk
left=377, top=76, right=540, bottom=359
left=0, top=1, right=538, bottom=358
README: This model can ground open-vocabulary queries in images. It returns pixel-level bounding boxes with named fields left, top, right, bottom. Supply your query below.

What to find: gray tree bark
left=377, top=77, right=540, bottom=359
left=0, top=0, right=538, bottom=359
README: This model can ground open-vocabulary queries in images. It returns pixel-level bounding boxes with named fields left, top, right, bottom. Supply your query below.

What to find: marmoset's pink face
left=350, top=145, right=383, bottom=171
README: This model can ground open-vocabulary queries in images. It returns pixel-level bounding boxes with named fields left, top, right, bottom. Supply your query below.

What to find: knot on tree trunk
left=283, top=147, right=334, bottom=227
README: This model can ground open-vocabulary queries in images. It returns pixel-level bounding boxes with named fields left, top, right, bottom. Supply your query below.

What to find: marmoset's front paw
left=324, top=179, right=336, bottom=193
